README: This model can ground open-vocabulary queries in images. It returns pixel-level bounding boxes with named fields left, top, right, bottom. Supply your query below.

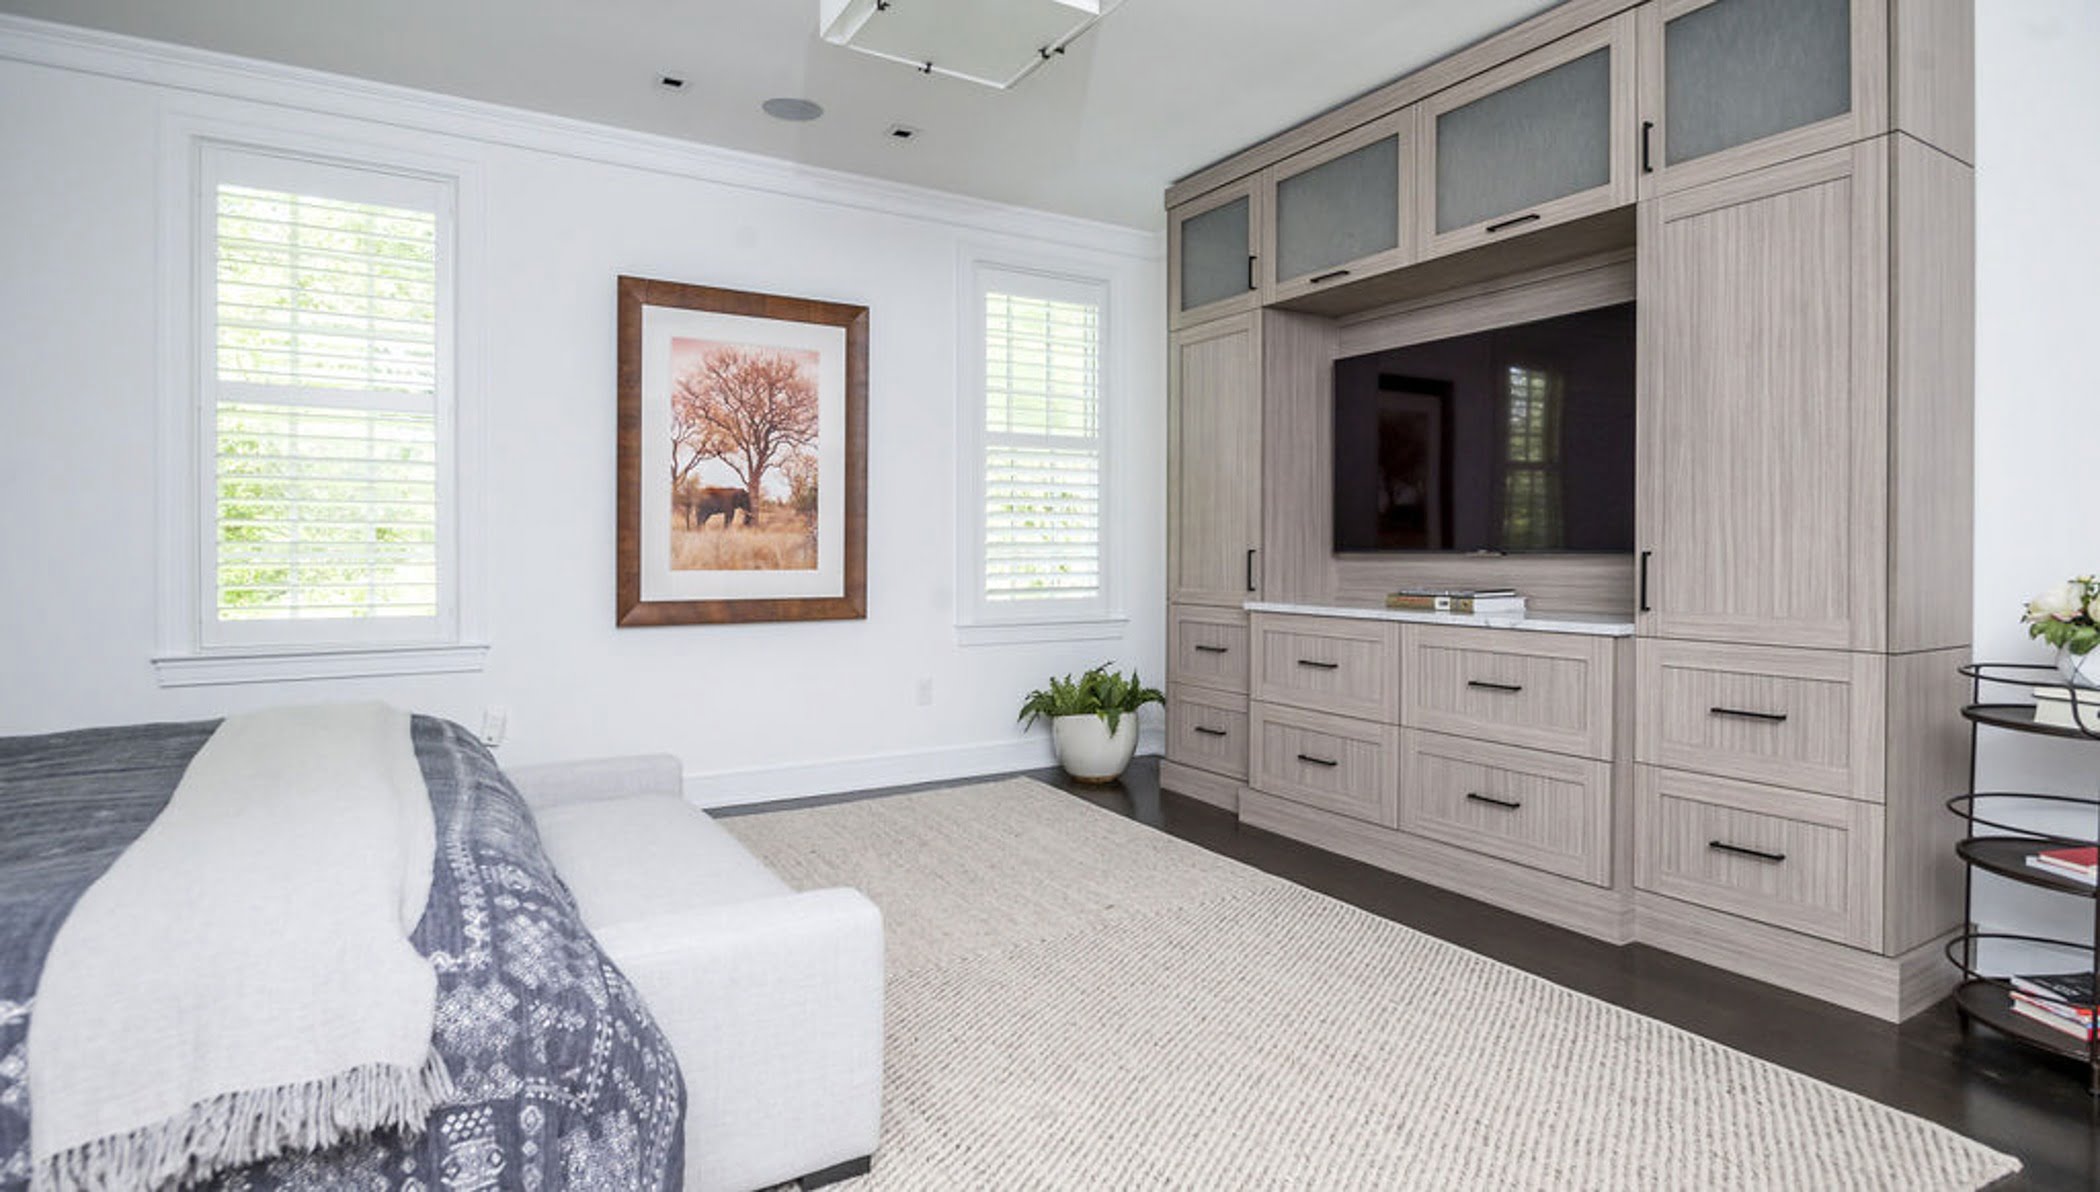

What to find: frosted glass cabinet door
left=1419, top=13, right=1636, bottom=258
left=1170, top=180, right=1261, bottom=328
left=1639, top=0, right=1888, bottom=194
left=1263, top=109, right=1414, bottom=301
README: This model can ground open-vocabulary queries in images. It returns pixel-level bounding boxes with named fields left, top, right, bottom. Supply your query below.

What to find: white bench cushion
left=535, top=794, right=789, bottom=930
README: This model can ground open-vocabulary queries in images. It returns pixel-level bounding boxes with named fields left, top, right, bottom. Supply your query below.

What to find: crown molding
left=0, top=12, right=1162, bottom=260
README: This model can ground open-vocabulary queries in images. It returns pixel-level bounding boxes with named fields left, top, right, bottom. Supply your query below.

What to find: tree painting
left=665, top=337, right=820, bottom=572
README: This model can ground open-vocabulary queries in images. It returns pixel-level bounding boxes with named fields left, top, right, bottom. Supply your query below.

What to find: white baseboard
left=685, top=729, right=1165, bottom=810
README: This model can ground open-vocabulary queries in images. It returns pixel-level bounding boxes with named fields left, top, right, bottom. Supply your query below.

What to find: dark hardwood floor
left=722, top=757, right=2099, bottom=1189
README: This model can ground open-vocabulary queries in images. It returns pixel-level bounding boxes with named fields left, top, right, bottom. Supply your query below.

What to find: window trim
left=956, top=254, right=1123, bottom=639
left=155, top=114, right=486, bottom=684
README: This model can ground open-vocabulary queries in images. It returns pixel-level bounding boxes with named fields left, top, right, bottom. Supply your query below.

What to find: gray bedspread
left=0, top=716, right=685, bottom=1191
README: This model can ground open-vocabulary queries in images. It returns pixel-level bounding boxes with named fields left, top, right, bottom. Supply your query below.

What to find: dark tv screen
left=1332, top=301, right=1636, bottom=554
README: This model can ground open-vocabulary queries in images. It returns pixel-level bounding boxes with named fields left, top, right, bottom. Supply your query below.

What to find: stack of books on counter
left=2033, top=684, right=2100, bottom=731
left=2008, top=972, right=2098, bottom=1042
left=1385, top=588, right=1526, bottom=618
left=2025, top=844, right=2099, bottom=885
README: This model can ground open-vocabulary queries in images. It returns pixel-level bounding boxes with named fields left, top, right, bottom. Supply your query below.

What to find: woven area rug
left=723, top=778, right=2018, bottom=1190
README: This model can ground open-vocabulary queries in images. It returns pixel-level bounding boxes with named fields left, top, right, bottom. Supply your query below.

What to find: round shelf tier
left=1962, top=703, right=2100, bottom=741
left=1956, top=837, right=2099, bottom=899
left=1953, top=979, right=2097, bottom=1063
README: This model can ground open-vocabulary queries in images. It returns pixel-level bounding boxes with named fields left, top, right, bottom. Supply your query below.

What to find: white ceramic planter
left=2058, top=647, right=2100, bottom=690
left=1051, top=714, right=1140, bottom=783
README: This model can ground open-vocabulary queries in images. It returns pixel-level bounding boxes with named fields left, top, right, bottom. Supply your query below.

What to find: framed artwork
left=616, top=276, right=868, bottom=625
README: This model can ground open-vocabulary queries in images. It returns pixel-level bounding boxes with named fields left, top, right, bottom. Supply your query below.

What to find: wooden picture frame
left=616, top=276, right=868, bottom=625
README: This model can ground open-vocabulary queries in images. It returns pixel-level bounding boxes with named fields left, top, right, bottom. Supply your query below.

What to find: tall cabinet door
left=1169, top=313, right=1262, bottom=607
left=1636, top=142, right=1888, bottom=651
left=1169, top=181, right=1262, bottom=330
left=1639, top=0, right=1888, bottom=196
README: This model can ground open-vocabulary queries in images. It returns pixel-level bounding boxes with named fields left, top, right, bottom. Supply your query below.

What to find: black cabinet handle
left=1466, top=792, right=1523, bottom=811
left=1638, top=550, right=1652, bottom=613
left=1486, top=212, right=1542, bottom=234
left=1193, top=725, right=1228, bottom=738
left=1710, top=706, right=1789, bottom=724
left=1245, top=548, right=1257, bottom=593
left=1246, top=254, right=1257, bottom=291
left=1297, top=659, right=1339, bottom=671
left=1641, top=120, right=1655, bottom=173
left=1193, top=644, right=1229, bottom=655
left=1467, top=680, right=1524, bottom=694
left=1708, top=841, right=1787, bottom=864
left=1296, top=753, right=1339, bottom=768
left=1309, top=268, right=1351, bottom=284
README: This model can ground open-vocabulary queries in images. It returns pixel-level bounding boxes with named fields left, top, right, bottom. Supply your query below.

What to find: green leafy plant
left=1017, top=664, right=1165, bottom=735
left=2023, top=575, right=2100, bottom=656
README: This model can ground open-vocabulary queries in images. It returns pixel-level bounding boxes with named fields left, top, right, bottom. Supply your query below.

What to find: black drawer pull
left=1192, top=644, right=1229, bottom=655
left=1709, top=841, right=1787, bottom=864
left=1297, top=659, right=1339, bottom=671
left=1296, top=753, right=1339, bottom=768
left=1641, top=120, right=1655, bottom=173
left=1465, top=792, right=1523, bottom=811
left=1467, top=680, right=1523, bottom=694
left=1308, top=268, right=1351, bottom=284
left=1638, top=550, right=1653, bottom=613
left=1710, top=706, right=1789, bottom=724
left=1486, top=212, right=1542, bottom=234
left=1193, top=725, right=1228, bottom=738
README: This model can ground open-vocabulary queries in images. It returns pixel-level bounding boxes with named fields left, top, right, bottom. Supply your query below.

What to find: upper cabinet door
left=1418, top=12, right=1637, bottom=260
left=1639, top=0, right=1889, bottom=196
left=1636, top=143, right=1889, bottom=651
left=1261, top=109, right=1417, bottom=303
left=1169, top=180, right=1262, bottom=330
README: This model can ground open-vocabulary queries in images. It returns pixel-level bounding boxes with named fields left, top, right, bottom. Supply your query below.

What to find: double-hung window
left=963, top=265, right=1114, bottom=630
left=192, top=144, right=459, bottom=656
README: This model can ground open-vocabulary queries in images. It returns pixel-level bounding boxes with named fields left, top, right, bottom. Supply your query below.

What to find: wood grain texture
left=1888, top=137, right=1975, bottom=653
left=1168, top=180, right=1262, bottom=330
left=1167, top=604, right=1251, bottom=694
left=1166, top=684, right=1251, bottom=783
left=1891, top=0, right=1975, bottom=164
left=1334, top=250, right=1634, bottom=357
left=1261, top=108, right=1419, bottom=302
left=1634, top=765, right=1885, bottom=950
left=1240, top=786, right=1638, bottom=943
left=1416, top=11, right=1640, bottom=261
left=614, top=275, right=867, bottom=627
left=1249, top=612, right=1403, bottom=722
left=1635, top=639, right=1888, bottom=801
left=1256, top=311, right=1338, bottom=605
left=1638, top=0, right=1891, bottom=199
left=1636, top=143, right=1889, bottom=650
left=1157, top=759, right=1242, bottom=813
left=1882, top=647, right=1971, bottom=955
left=1247, top=700, right=1403, bottom=828
left=1167, top=314, right=1262, bottom=607
left=1401, top=729, right=1615, bottom=886
left=1402, top=623, right=1617, bottom=760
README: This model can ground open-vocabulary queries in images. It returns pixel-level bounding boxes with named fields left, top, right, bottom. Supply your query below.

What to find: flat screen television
left=1331, top=301, right=1636, bottom=554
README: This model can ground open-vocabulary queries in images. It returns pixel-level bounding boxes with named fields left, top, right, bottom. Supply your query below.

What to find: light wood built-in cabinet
left=1159, top=0, right=1973, bottom=1022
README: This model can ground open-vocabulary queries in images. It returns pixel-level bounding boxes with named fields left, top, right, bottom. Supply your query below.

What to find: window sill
left=955, top=616, right=1128, bottom=647
left=152, top=642, right=490, bottom=687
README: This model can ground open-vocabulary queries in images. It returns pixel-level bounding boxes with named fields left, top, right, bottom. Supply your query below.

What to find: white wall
left=0, top=21, right=1166, bottom=804
left=1972, top=0, right=2100, bottom=941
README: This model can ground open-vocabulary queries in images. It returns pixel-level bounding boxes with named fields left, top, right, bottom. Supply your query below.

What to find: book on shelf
left=2024, top=845, right=2099, bottom=885
left=2009, top=996, right=2097, bottom=1041
left=1386, top=588, right=1525, bottom=616
left=2012, top=990, right=2095, bottom=1027
left=2032, top=684, right=2100, bottom=730
left=2012, top=970, right=2098, bottom=1013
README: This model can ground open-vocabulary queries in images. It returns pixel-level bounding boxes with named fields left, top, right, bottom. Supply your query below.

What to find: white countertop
left=1244, top=601, right=1637, bottom=638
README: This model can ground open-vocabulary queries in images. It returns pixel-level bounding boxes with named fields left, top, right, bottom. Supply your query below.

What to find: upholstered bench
left=509, top=755, right=883, bottom=1192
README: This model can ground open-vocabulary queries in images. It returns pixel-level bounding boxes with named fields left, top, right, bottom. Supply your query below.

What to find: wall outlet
left=480, top=706, right=509, bottom=748
left=915, top=677, right=934, bottom=707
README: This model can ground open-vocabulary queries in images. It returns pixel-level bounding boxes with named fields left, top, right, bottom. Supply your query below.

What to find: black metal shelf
left=1956, top=837, right=2098, bottom=899
left=1952, top=979, right=2095, bottom=1063
left=1962, top=703, right=2100, bottom=741
left=1958, top=662, right=2100, bottom=740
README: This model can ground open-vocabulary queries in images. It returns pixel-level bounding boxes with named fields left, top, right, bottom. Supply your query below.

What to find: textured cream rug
left=724, top=778, right=2018, bottom=1190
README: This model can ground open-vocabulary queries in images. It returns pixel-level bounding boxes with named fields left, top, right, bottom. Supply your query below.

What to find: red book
left=2032, top=846, right=2099, bottom=883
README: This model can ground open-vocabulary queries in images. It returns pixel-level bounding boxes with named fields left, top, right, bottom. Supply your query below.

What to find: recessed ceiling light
left=762, top=97, right=825, bottom=122
left=657, top=74, right=687, bottom=91
left=885, top=124, right=920, bottom=141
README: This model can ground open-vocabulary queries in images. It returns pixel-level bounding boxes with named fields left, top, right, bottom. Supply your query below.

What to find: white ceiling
left=0, top=0, right=1557, bottom=229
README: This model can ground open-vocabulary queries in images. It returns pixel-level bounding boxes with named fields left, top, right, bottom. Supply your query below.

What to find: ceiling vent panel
left=819, top=0, right=1110, bottom=89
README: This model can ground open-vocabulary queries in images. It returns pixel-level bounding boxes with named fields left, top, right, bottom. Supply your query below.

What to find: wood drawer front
left=1249, top=614, right=1402, bottom=722
left=1401, top=731, right=1613, bottom=887
left=1249, top=702, right=1400, bottom=828
left=1636, top=640, right=1886, bottom=801
left=1402, top=625, right=1615, bottom=759
left=1168, top=607, right=1250, bottom=694
left=1634, top=766, right=1883, bottom=950
left=1166, top=686, right=1248, bottom=782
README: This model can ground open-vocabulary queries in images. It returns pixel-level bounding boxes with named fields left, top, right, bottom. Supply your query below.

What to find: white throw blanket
left=27, top=703, right=453, bottom=1190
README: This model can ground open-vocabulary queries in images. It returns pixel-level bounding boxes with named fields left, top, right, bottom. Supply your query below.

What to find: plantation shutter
left=201, top=148, right=453, bottom=647
left=979, top=272, right=1107, bottom=611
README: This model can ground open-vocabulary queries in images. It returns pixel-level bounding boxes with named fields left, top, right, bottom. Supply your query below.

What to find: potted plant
left=1018, top=664, right=1165, bottom=783
left=2022, top=575, right=2100, bottom=688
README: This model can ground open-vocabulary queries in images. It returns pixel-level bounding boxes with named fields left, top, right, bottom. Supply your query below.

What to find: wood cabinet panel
left=1167, top=685, right=1250, bottom=782
left=1168, top=605, right=1250, bottom=694
left=1249, top=613, right=1402, bottom=722
left=1262, top=109, right=1417, bottom=303
left=1636, top=640, right=1887, bottom=801
left=1635, top=765, right=1884, bottom=949
left=1402, top=730, right=1614, bottom=886
left=1402, top=624, right=1616, bottom=759
left=1249, top=701, right=1401, bottom=827
left=1168, top=314, right=1262, bottom=607
left=1169, top=179, right=1263, bottom=329
left=1635, top=143, right=1888, bottom=650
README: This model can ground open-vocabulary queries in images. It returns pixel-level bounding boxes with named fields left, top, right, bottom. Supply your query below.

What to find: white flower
left=2028, top=581, right=2085, bottom=622
left=2089, top=593, right=2100, bottom=625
